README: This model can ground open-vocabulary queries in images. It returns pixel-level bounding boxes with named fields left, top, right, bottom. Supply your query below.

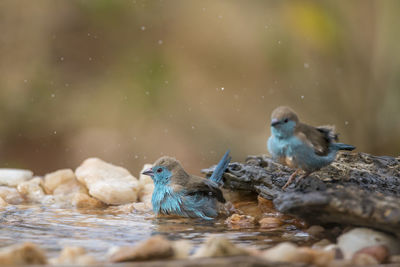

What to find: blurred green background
left=0, top=0, right=399, bottom=176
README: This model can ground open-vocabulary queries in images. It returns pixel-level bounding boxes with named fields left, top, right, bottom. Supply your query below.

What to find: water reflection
left=0, top=204, right=310, bottom=260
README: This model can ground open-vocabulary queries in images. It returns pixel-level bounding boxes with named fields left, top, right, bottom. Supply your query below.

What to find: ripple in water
left=0, top=204, right=309, bottom=260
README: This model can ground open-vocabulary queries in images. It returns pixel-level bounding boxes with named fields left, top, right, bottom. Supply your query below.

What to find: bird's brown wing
left=182, top=175, right=226, bottom=203
left=295, top=123, right=332, bottom=156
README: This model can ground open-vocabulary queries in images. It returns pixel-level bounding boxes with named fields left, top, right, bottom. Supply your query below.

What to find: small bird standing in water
left=142, top=150, right=231, bottom=220
left=267, top=106, right=355, bottom=189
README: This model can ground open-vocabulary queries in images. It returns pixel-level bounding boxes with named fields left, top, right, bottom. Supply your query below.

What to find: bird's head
left=270, top=106, right=299, bottom=138
left=142, top=156, right=181, bottom=185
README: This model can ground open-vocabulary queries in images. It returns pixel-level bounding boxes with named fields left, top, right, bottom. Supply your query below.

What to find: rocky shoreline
left=0, top=152, right=399, bottom=266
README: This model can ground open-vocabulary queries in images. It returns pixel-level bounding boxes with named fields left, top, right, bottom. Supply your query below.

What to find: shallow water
left=0, top=204, right=310, bottom=260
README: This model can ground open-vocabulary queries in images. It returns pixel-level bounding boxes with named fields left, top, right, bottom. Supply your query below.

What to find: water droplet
left=345, top=121, right=349, bottom=125
left=218, top=15, right=223, bottom=19
left=158, top=40, right=163, bottom=45
left=141, top=26, right=146, bottom=31
left=88, top=57, right=92, bottom=61
left=221, top=87, right=224, bottom=91
left=304, top=63, right=310, bottom=68
left=60, top=57, right=64, bottom=61
left=301, top=95, right=305, bottom=99
left=53, top=131, right=57, bottom=135
left=191, top=126, right=195, bottom=130
left=145, top=91, right=150, bottom=95
left=51, top=94, right=56, bottom=98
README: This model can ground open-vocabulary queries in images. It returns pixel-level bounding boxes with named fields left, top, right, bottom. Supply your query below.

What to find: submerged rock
left=259, top=217, right=284, bottom=229
left=71, top=192, right=105, bottom=209
left=203, top=152, right=400, bottom=236
left=225, top=213, right=256, bottom=229
left=0, top=169, right=33, bottom=187
left=75, top=158, right=139, bottom=205
left=352, top=245, right=389, bottom=264
left=193, top=236, right=251, bottom=258
left=337, top=228, right=400, bottom=259
left=49, top=246, right=97, bottom=265
left=0, top=242, right=47, bottom=265
left=108, top=235, right=174, bottom=262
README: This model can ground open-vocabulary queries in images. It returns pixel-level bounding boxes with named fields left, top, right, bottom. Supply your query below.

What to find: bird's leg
left=282, top=169, right=301, bottom=190
left=295, top=171, right=312, bottom=186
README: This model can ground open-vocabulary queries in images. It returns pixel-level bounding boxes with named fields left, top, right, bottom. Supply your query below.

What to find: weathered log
left=202, top=152, right=400, bottom=236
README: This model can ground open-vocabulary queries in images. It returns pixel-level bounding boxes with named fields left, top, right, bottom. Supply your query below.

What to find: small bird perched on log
left=267, top=106, right=355, bottom=190
left=142, top=150, right=231, bottom=220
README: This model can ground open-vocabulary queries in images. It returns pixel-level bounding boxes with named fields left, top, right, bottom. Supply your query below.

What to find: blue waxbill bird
left=267, top=106, right=355, bottom=190
left=142, top=150, right=231, bottom=220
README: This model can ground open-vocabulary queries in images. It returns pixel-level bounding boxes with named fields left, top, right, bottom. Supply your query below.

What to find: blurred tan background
left=0, top=0, right=399, bottom=176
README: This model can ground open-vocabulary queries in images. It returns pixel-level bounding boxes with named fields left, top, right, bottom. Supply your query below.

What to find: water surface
left=0, top=204, right=310, bottom=260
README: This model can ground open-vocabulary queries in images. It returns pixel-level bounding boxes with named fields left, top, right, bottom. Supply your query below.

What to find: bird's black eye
left=157, top=168, right=163, bottom=173
left=284, top=118, right=289, bottom=123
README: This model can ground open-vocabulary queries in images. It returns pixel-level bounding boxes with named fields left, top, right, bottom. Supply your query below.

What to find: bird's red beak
left=142, top=168, right=154, bottom=177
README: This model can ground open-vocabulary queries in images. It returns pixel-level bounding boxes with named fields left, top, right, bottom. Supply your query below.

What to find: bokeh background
left=0, top=0, right=399, bottom=176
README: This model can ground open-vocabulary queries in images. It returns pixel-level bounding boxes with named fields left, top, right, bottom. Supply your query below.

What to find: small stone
left=109, top=235, right=174, bottom=262
left=193, top=236, right=250, bottom=258
left=261, top=242, right=313, bottom=264
left=225, top=213, right=256, bottom=229
left=312, top=239, right=332, bottom=249
left=390, top=255, right=400, bottom=263
left=138, top=183, right=154, bottom=207
left=44, top=169, right=89, bottom=206
left=351, top=253, right=379, bottom=265
left=49, top=246, right=97, bottom=265
left=337, top=228, right=400, bottom=259
left=172, top=240, right=191, bottom=259
left=0, top=196, right=8, bottom=207
left=0, top=242, right=47, bottom=265
left=353, top=245, right=389, bottom=264
left=259, top=217, right=284, bottom=229
left=306, top=225, right=325, bottom=237
left=132, top=202, right=152, bottom=212
left=17, top=177, right=55, bottom=204
left=324, top=245, right=344, bottom=260
left=0, top=186, right=24, bottom=204
left=71, top=193, right=105, bottom=209
left=0, top=169, right=33, bottom=187
left=75, top=158, right=139, bottom=205
left=44, top=169, right=80, bottom=193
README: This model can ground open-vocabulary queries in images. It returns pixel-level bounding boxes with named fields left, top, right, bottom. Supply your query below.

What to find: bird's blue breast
left=268, top=135, right=338, bottom=172
left=152, top=185, right=184, bottom=216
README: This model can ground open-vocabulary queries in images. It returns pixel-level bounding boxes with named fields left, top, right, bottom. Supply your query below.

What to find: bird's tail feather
left=335, top=143, right=356, bottom=151
left=209, top=149, right=231, bottom=186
